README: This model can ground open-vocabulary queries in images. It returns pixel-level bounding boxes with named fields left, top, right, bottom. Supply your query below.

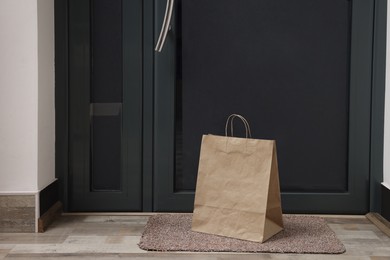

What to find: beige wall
left=37, top=0, right=55, bottom=190
left=0, top=0, right=55, bottom=193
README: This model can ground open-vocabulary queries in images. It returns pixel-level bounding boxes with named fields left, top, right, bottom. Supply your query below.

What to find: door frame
left=55, top=0, right=387, bottom=213
left=370, top=0, right=387, bottom=213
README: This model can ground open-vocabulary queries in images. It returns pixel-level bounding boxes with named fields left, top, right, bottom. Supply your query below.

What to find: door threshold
left=62, top=212, right=158, bottom=216
left=61, top=212, right=366, bottom=218
left=61, top=212, right=187, bottom=216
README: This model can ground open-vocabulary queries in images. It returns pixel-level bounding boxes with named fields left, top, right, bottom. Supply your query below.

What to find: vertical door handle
left=155, top=0, right=175, bottom=52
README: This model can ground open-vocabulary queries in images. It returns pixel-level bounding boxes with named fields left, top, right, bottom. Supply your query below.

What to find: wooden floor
left=0, top=214, right=389, bottom=259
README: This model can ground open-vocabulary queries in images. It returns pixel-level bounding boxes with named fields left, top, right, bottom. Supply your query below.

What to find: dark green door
left=65, top=0, right=375, bottom=213
left=153, top=0, right=374, bottom=213
left=68, top=0, right=143, bottom=211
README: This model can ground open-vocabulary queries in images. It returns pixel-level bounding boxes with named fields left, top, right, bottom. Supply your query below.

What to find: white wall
left=384, top=1, right=390, bottom=189
left=0, top=0, right=39, bottom=192
left=37, top=0, right=55, bottom=190
left=0, top=0, right=55, bottom=193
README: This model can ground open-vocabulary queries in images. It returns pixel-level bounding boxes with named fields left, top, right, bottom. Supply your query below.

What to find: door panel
left=154, top=0, right=373, bottom=213
left=68, top=0, right=143, bottom=211
left=89, top=1, right=123, bottom=191
left=179, top=0, right=350, bottom=193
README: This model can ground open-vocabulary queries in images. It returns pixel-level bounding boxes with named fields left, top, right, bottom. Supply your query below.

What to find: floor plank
left=0, top=215, right=389, bottom=259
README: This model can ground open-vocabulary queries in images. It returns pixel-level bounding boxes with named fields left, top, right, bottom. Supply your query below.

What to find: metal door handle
left=155, top=0, right=175, bottom=52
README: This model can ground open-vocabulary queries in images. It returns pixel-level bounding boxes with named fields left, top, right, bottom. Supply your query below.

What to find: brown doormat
left=138, top=214, right=345, bottom=254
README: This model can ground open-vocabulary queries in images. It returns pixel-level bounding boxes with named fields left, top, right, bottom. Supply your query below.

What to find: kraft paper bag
left=192, top=114, right=284, bottom=243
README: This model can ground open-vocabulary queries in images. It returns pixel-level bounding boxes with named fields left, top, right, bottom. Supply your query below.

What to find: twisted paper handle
left=224, top=114, right=252, bottom=138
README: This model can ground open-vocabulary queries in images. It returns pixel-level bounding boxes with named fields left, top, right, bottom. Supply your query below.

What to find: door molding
left=55, top=0, right=69, bottom=212
left=142, top=0, right=155, bottom=212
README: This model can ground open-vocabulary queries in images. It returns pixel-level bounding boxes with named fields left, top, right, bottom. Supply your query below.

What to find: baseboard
left=39, top=179, right=59, bottom=216
left=366, top=212, right=390, bottom=237
left=38, top=201, right=63, bottom=232
left=382, top=183, right=390, bottom=222
left=0, top=180, right=59, bottom=233
left=37, top=180, right=60, bottom=232
left=0, top=194, right=35, bottom=232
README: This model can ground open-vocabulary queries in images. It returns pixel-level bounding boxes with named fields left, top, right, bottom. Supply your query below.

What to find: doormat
left=138, top=214, right=345, bottom=254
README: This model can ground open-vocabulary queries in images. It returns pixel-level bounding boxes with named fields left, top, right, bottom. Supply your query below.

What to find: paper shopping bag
left=191, top=114, right=284, bottom=243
